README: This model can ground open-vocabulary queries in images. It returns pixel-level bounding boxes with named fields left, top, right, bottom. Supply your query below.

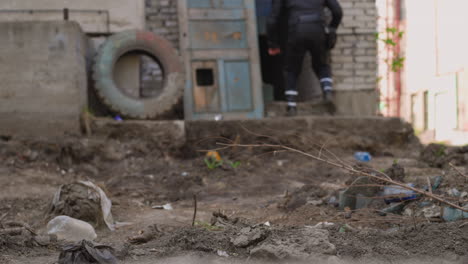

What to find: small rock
left=231, top=227, right=269, bottom=248
left=33, top=234, right=57, bottom=246
left=250, top=227, right=336, bottom=260
left=422, top=205, right=441, bottom=218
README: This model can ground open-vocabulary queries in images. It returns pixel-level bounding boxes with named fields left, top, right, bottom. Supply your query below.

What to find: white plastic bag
left=47, top=215, right=97, bottom=242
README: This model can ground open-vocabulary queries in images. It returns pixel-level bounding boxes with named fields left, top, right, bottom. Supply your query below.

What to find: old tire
left=92, top=30, right=184, bottom=119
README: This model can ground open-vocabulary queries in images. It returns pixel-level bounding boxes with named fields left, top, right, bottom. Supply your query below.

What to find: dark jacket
left=267, top=0, right=343, bottom=48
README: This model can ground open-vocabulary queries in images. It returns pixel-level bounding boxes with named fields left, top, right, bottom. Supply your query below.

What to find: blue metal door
left=179, top=0, right=264, bottom=120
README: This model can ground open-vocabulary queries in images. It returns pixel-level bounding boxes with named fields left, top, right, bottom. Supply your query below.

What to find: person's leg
left=309, top=32, right=333, bottom=96
left=308, top=31, right=336, bottom=114
left=284, top=35, right=306, bottom=115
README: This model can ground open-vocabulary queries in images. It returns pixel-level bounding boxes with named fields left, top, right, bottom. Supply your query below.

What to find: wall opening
left=196, top=68, right=214, bottom=86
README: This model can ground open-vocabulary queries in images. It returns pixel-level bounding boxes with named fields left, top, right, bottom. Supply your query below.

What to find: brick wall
left=145, top=0, right=180, bottom=50
left=332, top=0, right=378, bottom=91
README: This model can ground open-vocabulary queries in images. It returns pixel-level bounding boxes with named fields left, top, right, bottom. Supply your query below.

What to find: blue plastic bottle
left=354, top=152, right=372, bottom=162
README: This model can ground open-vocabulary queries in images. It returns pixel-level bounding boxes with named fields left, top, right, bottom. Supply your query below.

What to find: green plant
left=376, top=27, right=406, bottom=73
left=204, top=157, right=223, bottom=169
left=228, top=161, right=241, bottom=169
left=435, top=146, right=446, bottom=157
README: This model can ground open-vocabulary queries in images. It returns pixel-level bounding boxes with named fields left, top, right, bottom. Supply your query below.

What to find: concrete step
left=265, top=100, right=331, bottom=117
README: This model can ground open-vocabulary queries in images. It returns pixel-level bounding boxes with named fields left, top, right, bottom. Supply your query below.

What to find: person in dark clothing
left=267, top=0, right=343, bottom=116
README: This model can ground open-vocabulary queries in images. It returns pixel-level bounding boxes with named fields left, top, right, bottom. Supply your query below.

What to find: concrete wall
left=0, top=0, right=145, bottom=33
left=0, top=21, right=87, bottom=138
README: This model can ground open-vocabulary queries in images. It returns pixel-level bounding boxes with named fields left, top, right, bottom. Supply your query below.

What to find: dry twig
left=427, top=177, right=433, bottom=196
left=219, top=143, right=468, bottom=213
left=449, top=163, right=468, bottom=181
left=192, top=194, right=198, bottom=227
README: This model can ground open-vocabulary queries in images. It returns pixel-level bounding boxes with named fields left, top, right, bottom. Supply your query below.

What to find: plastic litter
left=448, top=188, right=461, bottom=197
left=51, top=181, right=115, bottom=231
left=58, top=240, right=118, bottom=264
left=339, top=177, right=380, bottom=210
left=152, top=203, right=173, bottom=210
left=47, top=216, right=97, bottom=242
left=442, top=206, right=468, bottom=222
left=354, top=152, right=372, bottom=162
left=383, top=184, right=418, bottom=204
left=313, top=222, right=335, bottom=228
left=379, top=201, right=410, bottom=216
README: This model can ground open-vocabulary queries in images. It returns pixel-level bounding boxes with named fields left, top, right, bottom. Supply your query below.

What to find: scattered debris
left=312, top=222, right=335, bottom=229
left=151, top=203, right=173, bottom=210
left=422, top=204, right=441, bottom=218
left=339, top=177, right=381, bottom=210
left=47, top=216, right=97, bottom=242
left=58, top=240, right=118, bottom=264
left=442, top=206, right=468, bottom=222
left=128, top=225, right=160, bottom=245
left=49, top=181, right=115, bottom=230
left=217, top=250, right=229, bottom=257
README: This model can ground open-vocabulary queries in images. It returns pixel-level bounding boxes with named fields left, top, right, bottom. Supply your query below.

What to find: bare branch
left=218, top=143, right=468, bottom=213
left=449, top=163, right=468, bottom=181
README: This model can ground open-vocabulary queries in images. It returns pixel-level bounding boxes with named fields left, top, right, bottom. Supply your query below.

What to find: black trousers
left=284, top=23, right=332, bottom=104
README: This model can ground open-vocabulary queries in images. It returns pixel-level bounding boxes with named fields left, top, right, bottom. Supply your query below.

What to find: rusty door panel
left=180, top=0, right=264, bottom=120
left=189, top=21, right=247, bottom=50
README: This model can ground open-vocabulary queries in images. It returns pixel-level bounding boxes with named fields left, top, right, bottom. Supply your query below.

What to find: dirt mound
left=136, top=223, right=337, bottom=261
left=420, top=143, right=468, bottom=168
left=329, top=222, right=468, bottom=261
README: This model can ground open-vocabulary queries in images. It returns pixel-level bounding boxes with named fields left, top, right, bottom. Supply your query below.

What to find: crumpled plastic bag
left=51, top=181, right=115, bottom=230
left=58, top=240, right=118, bottom=264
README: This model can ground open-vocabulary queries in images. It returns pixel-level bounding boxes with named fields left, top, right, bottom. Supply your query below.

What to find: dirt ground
left=0, top=117, right=467, bottom=264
